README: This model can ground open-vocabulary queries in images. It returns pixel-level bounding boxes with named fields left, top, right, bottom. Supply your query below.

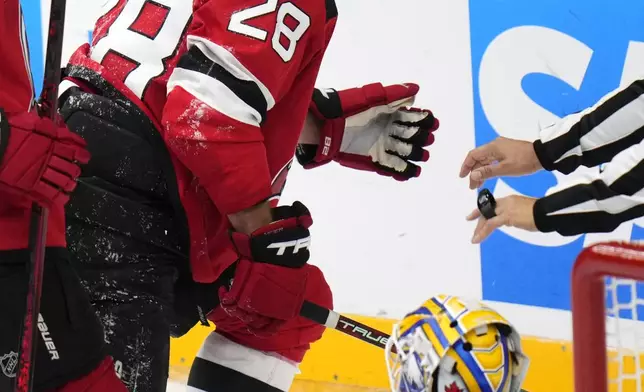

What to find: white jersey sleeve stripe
left=186, top=35, right=275, bottom=110
left=167, top=68, right=262, bottom=127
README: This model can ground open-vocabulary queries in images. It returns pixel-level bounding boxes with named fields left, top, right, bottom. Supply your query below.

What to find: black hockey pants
left=61, top=86, right=189, bottom=392
left=0, top=248, right=106, bottom=391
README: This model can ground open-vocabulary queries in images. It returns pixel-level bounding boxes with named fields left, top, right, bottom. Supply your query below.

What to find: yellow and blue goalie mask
left=385, top=295, right=529, bottom=392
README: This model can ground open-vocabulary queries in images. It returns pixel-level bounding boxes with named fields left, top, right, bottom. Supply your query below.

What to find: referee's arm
left=533, top=137, right=644, bottom=235
left=534, top=79, right=644, bottom=175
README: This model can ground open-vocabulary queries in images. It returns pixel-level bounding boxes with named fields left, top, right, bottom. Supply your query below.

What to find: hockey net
left=572, top=242, right=644, bottom=392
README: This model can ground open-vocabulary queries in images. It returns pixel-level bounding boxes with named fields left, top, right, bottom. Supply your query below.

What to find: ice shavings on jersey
left=165, top=96, right=239, bottom=162
left=176, top=98, right=210, bottom=141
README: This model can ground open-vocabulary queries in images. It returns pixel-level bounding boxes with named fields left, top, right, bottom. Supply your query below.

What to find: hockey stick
left=299, top=301, right=394, bottom=352
left=15, top=1, right=67, bottom=391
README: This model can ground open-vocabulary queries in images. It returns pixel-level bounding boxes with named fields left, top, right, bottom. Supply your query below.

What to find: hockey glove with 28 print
left=297, top=83, right=439, bottom=180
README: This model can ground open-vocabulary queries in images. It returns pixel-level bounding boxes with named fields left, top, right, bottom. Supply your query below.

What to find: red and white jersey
left=65, top=0, right=338, bottom=281
left=0, top=1, right=68, bottom=250
left=0, top=1, right=33, bottom=113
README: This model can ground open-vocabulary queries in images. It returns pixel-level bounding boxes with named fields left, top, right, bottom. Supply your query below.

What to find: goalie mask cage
left=572, top=241, right=644, bottom=392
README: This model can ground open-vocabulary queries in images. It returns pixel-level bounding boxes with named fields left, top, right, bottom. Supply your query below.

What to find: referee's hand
left=459, top=137, right=543, bottom=189
left=466, top=195, right=539, bottom=244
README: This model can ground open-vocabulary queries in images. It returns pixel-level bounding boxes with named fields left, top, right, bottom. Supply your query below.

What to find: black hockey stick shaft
left=15, top=1, right=67, bottom=391
left=39, top=0, right=67, bottom=120
left=299, top=301, right=395, bottom=353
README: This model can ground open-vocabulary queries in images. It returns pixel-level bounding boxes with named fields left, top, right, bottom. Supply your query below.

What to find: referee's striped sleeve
left=533, top=138, right=644, bottom=235
left=533, top=79, right=644, bottom=174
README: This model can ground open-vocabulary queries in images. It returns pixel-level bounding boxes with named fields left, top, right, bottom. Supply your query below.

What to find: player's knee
left=188, top=332, right=298, bottom=392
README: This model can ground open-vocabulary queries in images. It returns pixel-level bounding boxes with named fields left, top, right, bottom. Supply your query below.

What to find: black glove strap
left=0, top=108, right=9, bottom=164
left=271, top=201, right=310, bottom=221
left=477, top=188, right=497, bottom=219
left=295, top=143, right=319, bottom=166
left=311, top=88, right=342, bottom=118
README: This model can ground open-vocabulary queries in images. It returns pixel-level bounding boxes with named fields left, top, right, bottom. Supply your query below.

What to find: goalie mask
left=385, top=295, right=529, bottom=392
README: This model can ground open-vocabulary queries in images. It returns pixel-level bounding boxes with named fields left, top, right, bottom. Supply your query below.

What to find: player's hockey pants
left=0, top=248, right=108, bottom=391
left=62, top=87, right=186, bottom=392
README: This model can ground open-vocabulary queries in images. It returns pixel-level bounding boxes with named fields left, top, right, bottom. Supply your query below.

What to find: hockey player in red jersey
left=0, top=2, right=127, bottom=392
left=57, top=0, right=439, bottom=390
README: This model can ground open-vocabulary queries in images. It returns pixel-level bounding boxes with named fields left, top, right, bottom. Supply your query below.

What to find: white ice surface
left=167, top=381, right=185, bottom=391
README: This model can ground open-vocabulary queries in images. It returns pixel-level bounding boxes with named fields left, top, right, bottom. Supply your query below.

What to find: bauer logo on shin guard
left=38, top=314, right=60, bottom=360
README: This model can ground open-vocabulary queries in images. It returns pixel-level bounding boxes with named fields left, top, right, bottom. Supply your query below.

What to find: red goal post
left=572, top=241, right=644, bottom=392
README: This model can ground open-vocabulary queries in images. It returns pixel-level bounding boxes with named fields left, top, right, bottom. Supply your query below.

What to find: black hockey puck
left=477, top=188, right=497, bottom=219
